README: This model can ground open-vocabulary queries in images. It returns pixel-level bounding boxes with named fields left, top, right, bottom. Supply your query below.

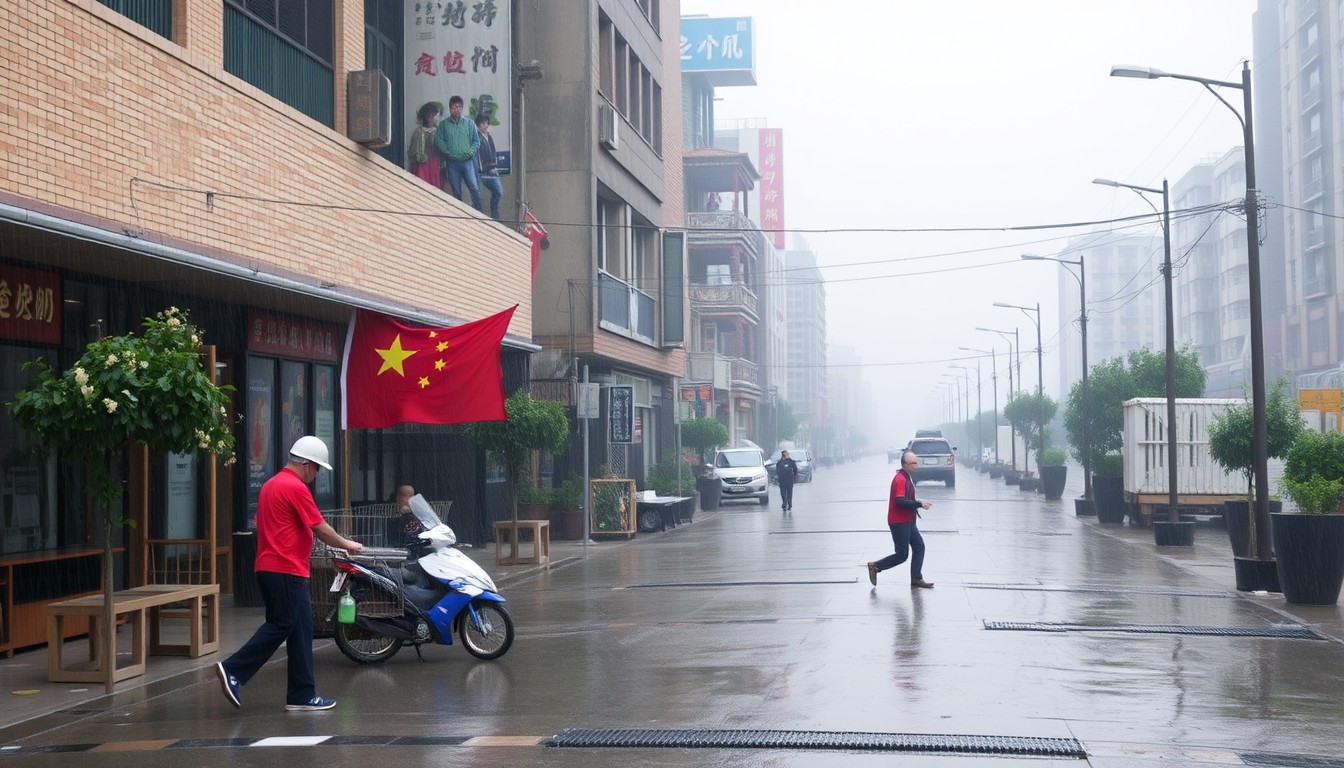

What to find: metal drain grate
left=984, top=621, right=1327, bottom=639
left=623, top=580, right=854, bottom=589
left=966, top=583, right=1234, bottom=598
left=544, top=728, right=1086, bottom=757
left=1240, top=751, right=1344, bottom=767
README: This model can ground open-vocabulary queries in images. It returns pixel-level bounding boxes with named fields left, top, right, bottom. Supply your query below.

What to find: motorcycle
left=327, top=495, right=514, bottom=663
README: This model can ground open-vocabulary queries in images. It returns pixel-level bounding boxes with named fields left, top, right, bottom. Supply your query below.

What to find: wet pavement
left=3, top=455, right=1344, bottom=766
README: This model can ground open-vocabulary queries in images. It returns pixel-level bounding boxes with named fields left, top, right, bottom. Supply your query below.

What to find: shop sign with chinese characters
left=0, top=266, right=60, bottom=344
left=246, top=312, right=341, bottom=362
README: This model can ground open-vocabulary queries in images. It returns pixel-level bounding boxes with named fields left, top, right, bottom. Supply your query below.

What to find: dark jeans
left=875, top=522, right=925, bottom=581
left=222, top=571, right=316, bottom=705
left=480, top=173, right=503, bottom=219
left=779, top=481, right=794, bottom=508
left=445, top=159, right=482, bottom=210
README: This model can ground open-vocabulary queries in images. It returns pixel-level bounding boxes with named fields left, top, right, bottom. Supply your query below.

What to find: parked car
left=915, top=428, right=943, bottom=438
left=711, top=447, right=770, bottom=505
left=766, top=448, right=814, bottom=483
left=906, top=438, right=956, bottom=487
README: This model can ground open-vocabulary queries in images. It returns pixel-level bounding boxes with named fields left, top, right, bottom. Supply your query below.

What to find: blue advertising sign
left=680, top=16, right=757, bottom=86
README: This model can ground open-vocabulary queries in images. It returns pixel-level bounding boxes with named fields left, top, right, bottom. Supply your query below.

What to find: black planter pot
left=1074, top=498, right=1095, bottom=516
left=1018, top=476, right=1037, bottom=492
left=1271, top=513, right=1344, bottom=605
left=1224, top=499, right=1282, bottom=558
left=1093, top=474, right=1126, bottom=524
left=1004, top=470, right=1021, bottom=487
left=1234, top=556, right=1281, bottom=592
left=988, top=465, right=1003, bottom=479
left=1040, top=466, right=1067, bottom=500
left=1153, top=520, right=1196, bottom=546
left=696, top=476, right=721, bottom=511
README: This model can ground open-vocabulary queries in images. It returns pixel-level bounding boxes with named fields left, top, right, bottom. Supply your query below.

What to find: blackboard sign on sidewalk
left=608, top=385, right=634, bottom=444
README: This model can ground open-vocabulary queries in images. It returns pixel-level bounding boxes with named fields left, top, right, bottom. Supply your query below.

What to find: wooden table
left=493, top=520, right=550, bottom=565
left=45, top=583, right=219, bottom=685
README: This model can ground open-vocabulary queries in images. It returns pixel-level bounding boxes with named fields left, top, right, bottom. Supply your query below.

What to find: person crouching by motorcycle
left=777, top=450, right=799, bottom=511
left=216, top=436, right=363, bottom=712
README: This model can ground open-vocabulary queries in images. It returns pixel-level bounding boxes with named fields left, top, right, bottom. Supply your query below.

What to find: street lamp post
left=961, top=346, right=997, bottom=465
left=1022, top=254, right=1090, bottom=499
left=1091, top=177, right=1179, bottom=525
left=1111, top=61, right=1269, bottom=559
left=994, top=303, right=1045, bottom=473
left=977, top=326, right=1019, bottom=473
left=952, top=362, right=980, bottom=465
left=941, top=373, right=963, bottom=426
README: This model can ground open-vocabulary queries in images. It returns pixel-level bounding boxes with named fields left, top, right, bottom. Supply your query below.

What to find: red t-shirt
left=254, top=467, right=324, bottom=577
left=887, top=470, right=917, bottom=525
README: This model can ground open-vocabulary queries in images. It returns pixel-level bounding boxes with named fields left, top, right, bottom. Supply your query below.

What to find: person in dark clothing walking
left=867, top=450, right=934, bottom=588
left=776, top=449, right=799, bottom=511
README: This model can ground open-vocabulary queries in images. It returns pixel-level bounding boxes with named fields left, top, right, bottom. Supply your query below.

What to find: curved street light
left=994, top=302, right=1045, bottom=472
left=960, top=346, right=998, bottom=465
left=1022, top=254, right=1090, bottom=499
left=977, top=326, right=1020, bottom=472
left=1110, top=61, right=1270, bottom=560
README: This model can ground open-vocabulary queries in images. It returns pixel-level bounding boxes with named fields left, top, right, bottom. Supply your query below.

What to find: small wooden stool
left=493, top=520, right=550, bottom=565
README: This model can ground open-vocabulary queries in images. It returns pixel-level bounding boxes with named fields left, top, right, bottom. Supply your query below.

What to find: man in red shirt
left=216, top=436, right=362, bottom=711
left=867, top=451, right=935, bottom=588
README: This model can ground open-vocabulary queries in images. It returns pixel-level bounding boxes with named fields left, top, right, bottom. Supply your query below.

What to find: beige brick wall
left=1, top=0, right=532, bottom=335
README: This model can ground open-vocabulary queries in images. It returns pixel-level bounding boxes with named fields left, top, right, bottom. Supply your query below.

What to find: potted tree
left=1208, top=380, right=1300, bottom=575
left=1039, top=448, right=1069, bottom=500
left=1274, top=430, right=1344, bottom=605
left=551, top=479, right=584, bottom=540
left=516, top=480, right=553, bottom=521
left=1092, top=454, right=1127, bottom=524
left=681, top=416, right=729, bottom=511
left=1003, top=391, right=1056, bottom=493
left=467, top=390, right=570, bottom=526
left=7, top=308, right=236, bottom=695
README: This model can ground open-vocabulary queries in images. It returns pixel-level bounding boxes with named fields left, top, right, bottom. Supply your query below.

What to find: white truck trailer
left=1122, top=397, right=1247, bottom=525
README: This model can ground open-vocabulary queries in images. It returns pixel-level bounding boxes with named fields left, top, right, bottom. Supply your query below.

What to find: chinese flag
left=341, top=306, right=516, bottom=429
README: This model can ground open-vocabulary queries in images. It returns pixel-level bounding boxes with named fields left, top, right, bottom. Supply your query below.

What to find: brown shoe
left=911, top=579, right=935, bottom=589
left=866, top=562, right=878, bottom=586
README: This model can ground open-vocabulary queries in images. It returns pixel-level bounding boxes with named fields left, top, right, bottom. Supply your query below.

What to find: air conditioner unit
left=599, top=102, right=619, bottom=150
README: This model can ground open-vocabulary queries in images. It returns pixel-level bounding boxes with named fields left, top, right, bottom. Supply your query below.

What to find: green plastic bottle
left=337, top=591, right=356, bottom=624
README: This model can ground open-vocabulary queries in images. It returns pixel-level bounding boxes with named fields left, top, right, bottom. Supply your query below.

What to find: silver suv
left=711, top=447, right=770, bottom=505
left=906, top=438, right=956, bottom=487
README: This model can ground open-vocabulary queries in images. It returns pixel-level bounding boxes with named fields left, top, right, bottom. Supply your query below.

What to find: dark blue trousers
left=222, top=572, right=316, bottom=706
left=779, top=481, right=795, bottom=508
left=874, top=522, right=925, bottom=581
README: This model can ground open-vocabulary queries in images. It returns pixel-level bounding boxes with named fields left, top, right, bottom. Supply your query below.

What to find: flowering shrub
left=8, top=307, right=236, bottom=509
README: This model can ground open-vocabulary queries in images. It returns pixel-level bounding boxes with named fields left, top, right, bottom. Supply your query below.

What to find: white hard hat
left=289, top=435, right=332, bottom=470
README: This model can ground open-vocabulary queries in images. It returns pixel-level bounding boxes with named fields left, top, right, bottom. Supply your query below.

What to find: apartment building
left=0, top=0, right=532, bottom=654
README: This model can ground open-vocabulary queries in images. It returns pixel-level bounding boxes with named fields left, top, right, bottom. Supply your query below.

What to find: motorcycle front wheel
left=458, top=600, right=514, bottom=660
left=334, top=620, right=403, bottom=664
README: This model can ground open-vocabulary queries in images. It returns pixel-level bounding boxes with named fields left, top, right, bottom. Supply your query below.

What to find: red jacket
left=887, top=469, right=920, bottom=524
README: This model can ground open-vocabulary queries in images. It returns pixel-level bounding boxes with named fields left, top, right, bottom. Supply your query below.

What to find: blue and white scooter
left=329, top=495, right=513, bottom=662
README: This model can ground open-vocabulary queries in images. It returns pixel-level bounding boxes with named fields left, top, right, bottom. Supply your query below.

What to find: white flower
left=105, top=354, right=118, bottom=366
left=140, top=360, right=148, bottom=369
left=121, top=389, right=131, bottom=397
left=191, top=333, right=200, bottom=345
left=73, top=367, right=88, bottom=385
left=80, top=384, right=94, bottom=398
left=103, top=398, right=118, bottom=413
left=219, top=406, right=227, bottom=416
left=166, top=316, right=182, bottom=327
left=216, top=439, right=227, bottom=452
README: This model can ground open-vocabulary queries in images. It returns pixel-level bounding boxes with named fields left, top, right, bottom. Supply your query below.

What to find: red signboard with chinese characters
left=758, top=128, right=785, bottom=249
left=0, top=266, right=61, bottom=344
left=247, top=312, right=341, bottom=362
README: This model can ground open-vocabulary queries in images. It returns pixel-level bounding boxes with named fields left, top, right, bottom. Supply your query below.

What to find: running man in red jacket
left=867, top=451, right=934, bottom=588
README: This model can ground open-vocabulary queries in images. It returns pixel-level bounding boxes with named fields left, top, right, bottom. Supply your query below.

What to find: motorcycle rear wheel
left=334, top=620, right=403, bottom=664
left=458, top=601, right=514, bottom=660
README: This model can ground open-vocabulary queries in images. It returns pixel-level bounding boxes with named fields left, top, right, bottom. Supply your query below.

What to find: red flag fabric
left=341, top=306, right=516, bottom=429
left=523, top=208, right=549, bottom=281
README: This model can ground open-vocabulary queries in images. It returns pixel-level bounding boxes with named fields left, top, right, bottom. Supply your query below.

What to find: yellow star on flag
left=436, top=341, right=449, bottom=352
left=375, top=334, right=417, bottom=376
left=435, top=359, right=446, bottom=371
left=418, top=376, right=430, bottom=389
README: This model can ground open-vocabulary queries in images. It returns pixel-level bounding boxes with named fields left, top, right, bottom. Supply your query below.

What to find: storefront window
left=246, top=357, right=277, bottom=528
left=0, top=346, right=58, bottom=554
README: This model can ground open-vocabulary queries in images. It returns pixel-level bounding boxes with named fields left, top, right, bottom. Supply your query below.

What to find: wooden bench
left=45, top=583, right=219, bottom=686
left=493, top=520, right=550, bottom=565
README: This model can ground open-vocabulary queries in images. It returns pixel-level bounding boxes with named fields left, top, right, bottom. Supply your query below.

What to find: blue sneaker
left=286, top=696, right=336, bottom=711
left=215, top=662, right=240, bottom=708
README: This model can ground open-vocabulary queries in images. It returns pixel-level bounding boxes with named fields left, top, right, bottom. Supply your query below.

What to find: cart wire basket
left=309, top=501, right=452, bottom=635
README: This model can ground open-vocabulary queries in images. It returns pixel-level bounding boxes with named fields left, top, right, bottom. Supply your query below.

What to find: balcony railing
left=689, top=281, right=759, bottom=320
left=730, top=358, right=759, bottom=388
left=599, top=271, right=656, bottom=343
left=685, top=211, right=763, bottom=256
